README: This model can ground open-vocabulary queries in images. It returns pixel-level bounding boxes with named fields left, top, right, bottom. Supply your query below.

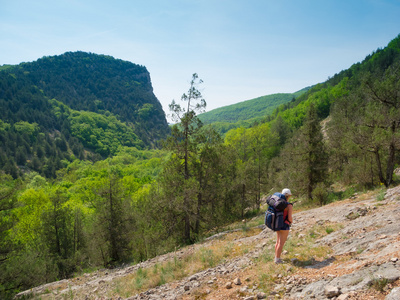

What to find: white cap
left=282, top=188, right=292, bottom=196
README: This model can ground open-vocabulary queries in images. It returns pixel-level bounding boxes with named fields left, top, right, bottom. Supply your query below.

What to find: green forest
left=197, top=87, right=311, bottom=135
left=0, top=52, right=169, bottom=179
left=1, top=34, right=400, bottom=299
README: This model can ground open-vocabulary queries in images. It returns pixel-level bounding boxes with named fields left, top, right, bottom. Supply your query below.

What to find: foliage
left=18, top=52, right=169, bottom=142
left=269, top=103, right=328, bottom=199
left=162, top=73, right=208, bottom=243
left=311, top=182, right=329, bottom=206
left=370, top=278, right=389, bottom=292
left=0, top=149, right=166, bottom=298
left=199, top=89, right=309, bottom=124
left=53, top=99, right=145, bottom=155
left=0, top=51, right=170, bottom=178
left=198, top=89, right=310, bottom=135
left=224, top=122, right=280, bottom=210
left=328, top=59, right=400, bottom=187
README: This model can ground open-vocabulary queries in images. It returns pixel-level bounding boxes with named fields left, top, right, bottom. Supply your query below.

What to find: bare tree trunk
left=386, top=141, right=396, bottom=187
left=184, top=212, right=191, bottom=244
left=241, top=183, right=246, bottom=218
left=374, top=149, right=387, bottom=187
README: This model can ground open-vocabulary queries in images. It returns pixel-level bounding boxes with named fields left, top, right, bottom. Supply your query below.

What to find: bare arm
left=287, top=204, right=293, bottom=224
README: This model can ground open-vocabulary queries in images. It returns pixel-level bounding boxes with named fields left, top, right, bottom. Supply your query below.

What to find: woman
left=274, top=188, right=293, bottom=264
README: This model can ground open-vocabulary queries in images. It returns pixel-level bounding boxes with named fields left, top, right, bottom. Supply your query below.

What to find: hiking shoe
left=274, top=258, right=283, bottom=264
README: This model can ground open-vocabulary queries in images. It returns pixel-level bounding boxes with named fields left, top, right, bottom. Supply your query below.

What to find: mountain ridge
left=0, top=51, right=170, bottom=177
left=198, top=87, right=311, bottom=125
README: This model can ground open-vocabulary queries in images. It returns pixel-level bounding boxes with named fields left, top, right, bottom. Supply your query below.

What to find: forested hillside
left=0, top=52, right=169, bottom=178
left=1, top=35, right=400, bottom=299
left=198, top=88, right=310, bottom=135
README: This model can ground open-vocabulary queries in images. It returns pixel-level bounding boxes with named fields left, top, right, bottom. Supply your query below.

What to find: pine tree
left=163, top=73, right=206, bottom=244
left=92, top=168, right=133, bottom=265
left=40, top=187, right=74, bottom=277
left=279, top=103, right=328, bottom=200
left=302, top=104, right=329, bottom=199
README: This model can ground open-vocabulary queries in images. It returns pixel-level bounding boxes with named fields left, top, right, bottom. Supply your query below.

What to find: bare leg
left=275, top=230, right=289, bottom=260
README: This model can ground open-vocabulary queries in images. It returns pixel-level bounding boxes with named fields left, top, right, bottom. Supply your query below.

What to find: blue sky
left=1, top=0, right=400, bottom=118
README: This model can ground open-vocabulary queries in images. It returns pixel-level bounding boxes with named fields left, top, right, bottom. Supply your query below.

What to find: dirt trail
left=16, top=186, right=400, bottom=300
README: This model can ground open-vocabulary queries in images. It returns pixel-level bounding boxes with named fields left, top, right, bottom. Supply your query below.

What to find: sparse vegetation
left=325, top=227, right=334, bottom=234
left=370, top=277, right=389, bottom=292
left=102, top=227, right=262, bottom=298
left=376, top=188, right=386, bottom=201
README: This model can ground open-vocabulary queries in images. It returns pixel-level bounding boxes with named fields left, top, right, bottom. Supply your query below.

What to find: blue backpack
left=264, top=193, right=288, bottom=231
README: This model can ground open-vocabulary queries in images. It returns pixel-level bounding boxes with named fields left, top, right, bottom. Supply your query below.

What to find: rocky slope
left=17, top=186, right=400, bottom=299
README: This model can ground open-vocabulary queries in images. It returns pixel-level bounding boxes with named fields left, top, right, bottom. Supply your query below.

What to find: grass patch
left=282, top=223, right=334, bottom=266
left=356, top=247, right=364, bottom=254
left=325, top=186, right=357, bottom=202
left=370, top=278, right=388, bottom=291
left=223, top=242, right=234, bottom=258
left=257, top=271, right=276, bottom=292
left=104, top=235, right=258, bottom=298
left=325, top=227, right=334, bottom=234
left=323, top=223, right=342, bottom=235
left=200, top=215, right=264, bottom=242
left=134, top=268, right=148, bottom=289
left=285, top=237, right=331, bottom=266
left=200, top=247, right=216, bottom=268
left=375, top=188, right=386, bottom=201
left=258, top=247, right=274, bottom=264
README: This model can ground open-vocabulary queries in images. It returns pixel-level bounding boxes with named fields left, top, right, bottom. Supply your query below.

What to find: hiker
left=274, top=188, right=293, bottom=264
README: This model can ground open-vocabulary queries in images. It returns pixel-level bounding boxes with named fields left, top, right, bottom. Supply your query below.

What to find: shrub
left=312, top=183, right=329, bottom=206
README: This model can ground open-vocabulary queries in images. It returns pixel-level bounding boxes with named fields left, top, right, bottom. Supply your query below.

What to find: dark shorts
left=281, top=223, right=291, bottom=231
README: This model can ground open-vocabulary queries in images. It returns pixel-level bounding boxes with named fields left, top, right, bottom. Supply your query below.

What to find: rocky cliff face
left=16, top=186, right=400, bottom=299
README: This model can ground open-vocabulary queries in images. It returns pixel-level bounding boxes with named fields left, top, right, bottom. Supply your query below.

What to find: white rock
left=256, top=292, right=267, bottom=299
left=189, top=275, right=197, bottom=281
left=337, top=293, right=350, bottom=300
left=324, top=285, right=341, bottom=298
